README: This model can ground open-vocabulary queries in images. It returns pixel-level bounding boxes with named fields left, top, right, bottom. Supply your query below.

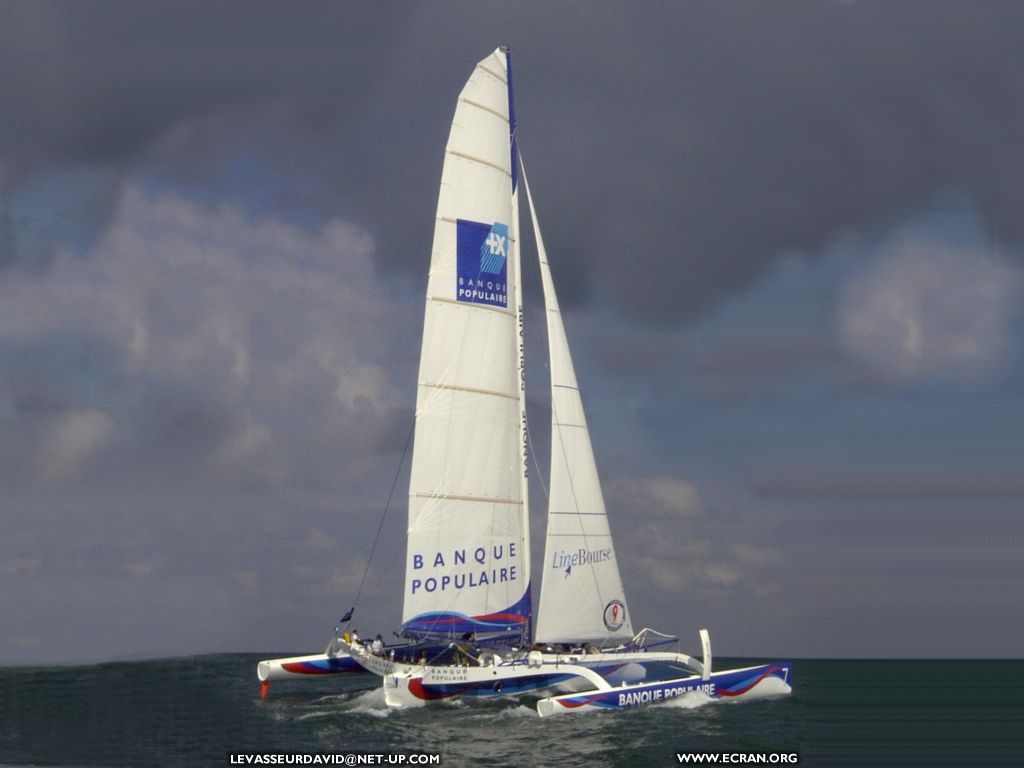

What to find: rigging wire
left=343, top=419, right=416, bottom=626
left=526, top=416, right=549, bottom=501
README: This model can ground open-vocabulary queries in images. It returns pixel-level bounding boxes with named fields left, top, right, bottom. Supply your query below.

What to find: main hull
left=338, top=638, right=705, bottom=706
left=383, top=662, right=611, bottom=707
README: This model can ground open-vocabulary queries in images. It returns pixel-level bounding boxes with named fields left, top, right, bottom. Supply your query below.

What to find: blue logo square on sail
left=456, top=219, right=508, bottom=308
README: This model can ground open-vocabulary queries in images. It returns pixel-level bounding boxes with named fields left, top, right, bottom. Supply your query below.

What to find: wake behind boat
left=258, top=46, right=792, bottom=714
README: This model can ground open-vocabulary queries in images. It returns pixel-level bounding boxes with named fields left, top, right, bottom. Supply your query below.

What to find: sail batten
left=423, top=382, right=518, bottom=400
left=446, top=149, right=512, bottom=175
left=477, top=64, right=508, bottom=84
left=458, top=97, right=510, bottom=122
left=410, top=492, right=522, bottom=504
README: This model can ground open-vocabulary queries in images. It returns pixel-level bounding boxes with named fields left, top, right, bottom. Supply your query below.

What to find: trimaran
left=258, top=47, right=792, bottom=716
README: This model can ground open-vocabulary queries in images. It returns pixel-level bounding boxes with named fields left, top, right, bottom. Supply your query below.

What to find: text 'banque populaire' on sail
left=409, top=542, right=522, bottom=594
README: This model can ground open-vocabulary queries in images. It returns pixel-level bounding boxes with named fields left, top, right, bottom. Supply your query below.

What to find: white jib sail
left=523, top=165, right=634, bottom=645
left=401, top=48, right=530, bottom=638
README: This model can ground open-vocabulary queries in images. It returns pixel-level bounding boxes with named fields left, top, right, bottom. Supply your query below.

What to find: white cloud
left=0, top=181, right=425, bottom=662
left=3, top=558, right=42, bottom=575
left=838, top=232, right=1021, bottom=384
left=232, top=570, right=260, bottom=590
left=122, top=561, right=158, bottom=577
left=608, top=475, right=703, bottom=518
left=37, top=409, right=115, bottom=484
left=303, top=527, right=338, bottom=552
left=732, top=543, right=782, bottom=569
left=1, top=183, right=412, bottom=489
left=610, top=477, right=784, bottom=599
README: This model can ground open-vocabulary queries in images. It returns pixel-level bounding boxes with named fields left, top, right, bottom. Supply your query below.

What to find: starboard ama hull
left=536, top=662, right=792, bottom=716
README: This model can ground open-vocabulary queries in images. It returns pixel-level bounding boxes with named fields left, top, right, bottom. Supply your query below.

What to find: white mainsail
left=524, top=167, right=634, bottom=644
left=401, top=48, right=531, bottom=639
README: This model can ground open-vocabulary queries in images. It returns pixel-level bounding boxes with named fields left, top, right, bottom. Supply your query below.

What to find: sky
left=2, top=0, right=1022, bottom=664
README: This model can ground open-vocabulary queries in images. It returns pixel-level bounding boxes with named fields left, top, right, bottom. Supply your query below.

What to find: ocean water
left=1, top=657, right=1021, bottom=767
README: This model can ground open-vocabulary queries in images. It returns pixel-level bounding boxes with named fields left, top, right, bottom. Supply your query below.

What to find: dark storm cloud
left=0, top=1, right=392, bottom=164
left=0, top=0, right=406, bottom=268
left=568, top=0, right=1024, bottom=324
left=5, top=1, right=1024, bottom=322
left=467, top=2, right=1024, bottom=322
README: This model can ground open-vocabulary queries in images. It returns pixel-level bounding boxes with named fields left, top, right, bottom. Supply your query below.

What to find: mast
left=507, top=47, right=533, bottom=644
